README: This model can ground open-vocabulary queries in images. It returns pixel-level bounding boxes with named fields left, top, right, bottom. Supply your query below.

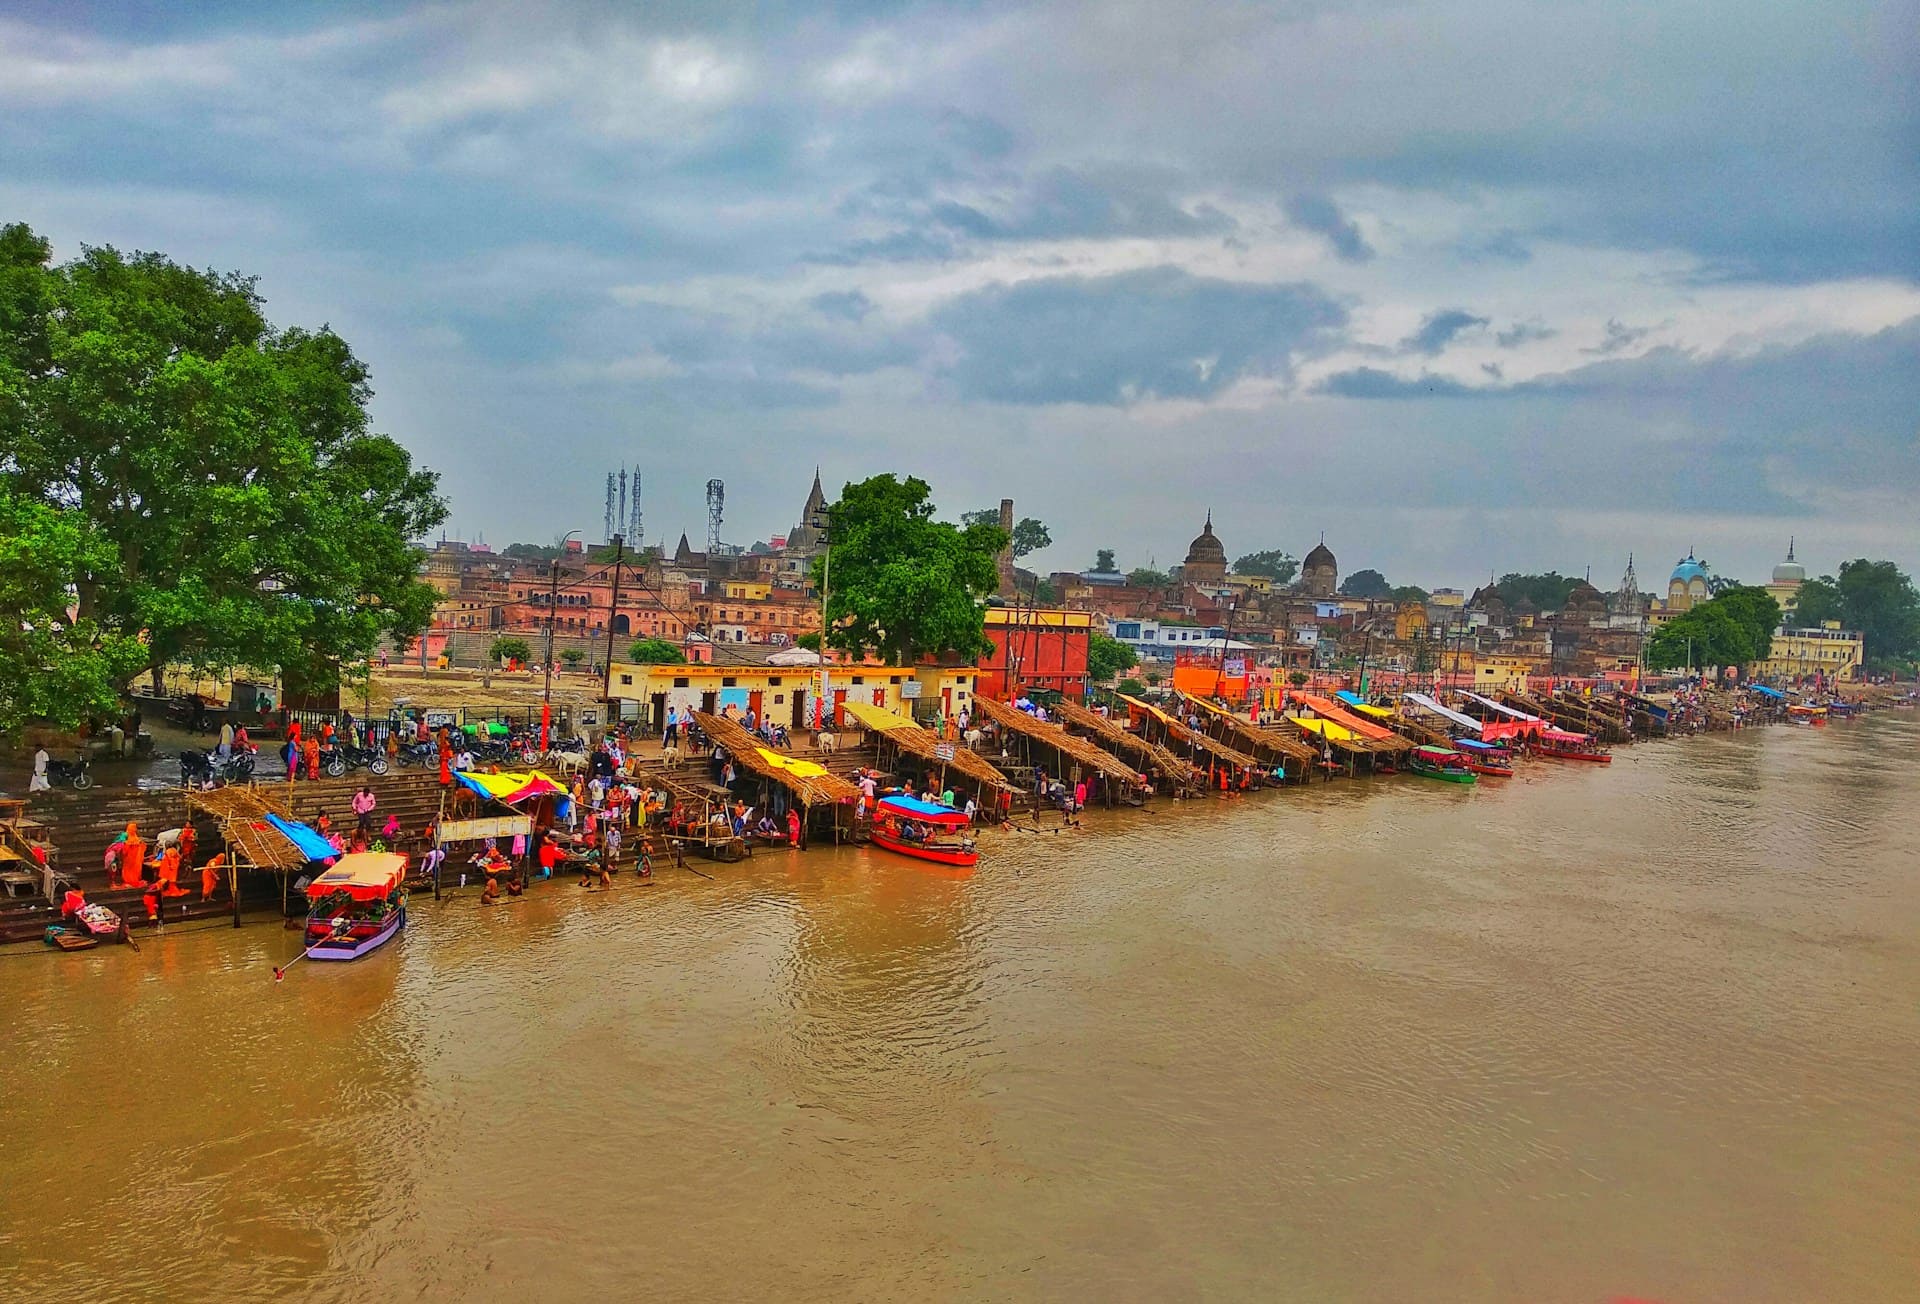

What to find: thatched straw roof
left=1051, top=699, right=1202, bottom=791
left=840, top=700, right=1014, bottom=793
left=693, top=712, right=861, bottom=807
left=970, top=696, right=1145, bottom=785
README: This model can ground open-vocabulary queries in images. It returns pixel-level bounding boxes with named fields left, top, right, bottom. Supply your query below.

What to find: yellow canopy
left=1351, top=702, right=1396, bottom=720
left=840, top=700, right=916, bottom=733
left=756, top=748, right=829, bottom=779
left=1289, top=716, right=1360, bottom=741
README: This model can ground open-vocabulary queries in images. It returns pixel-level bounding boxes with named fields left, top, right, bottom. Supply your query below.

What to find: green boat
left=1409, top=745, right=1477, bottom=785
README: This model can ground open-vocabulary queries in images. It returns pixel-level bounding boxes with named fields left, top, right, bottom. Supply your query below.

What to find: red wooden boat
left=1453, top=739, right=1514, bottom=777
left=1530, top=727, right=1611, bottom=763
left=870, top=796, right=979, bottom=869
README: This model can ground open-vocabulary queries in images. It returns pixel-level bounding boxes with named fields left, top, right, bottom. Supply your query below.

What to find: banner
left=437, top=815, right=533, bottom=844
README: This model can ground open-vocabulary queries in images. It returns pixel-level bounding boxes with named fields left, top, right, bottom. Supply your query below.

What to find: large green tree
left=627, top=638, right=686, bottom=665
left=819, top=475, right=1006, bottom=663
left=1791, top=560, right=1919, bottom=669
left=0, top=224, right=447, bottom=695
left=1086, top=631, right=1138, bottom=682
left=1233, top=549, right=1298, bottom=583
left=1494, top=571, right=1581, bottom=611
left=1339, top=568, right=1392, bottom=598
left=0, top=488, right=148, bottom=730
left=1645, top=586, right=1779, bottom=673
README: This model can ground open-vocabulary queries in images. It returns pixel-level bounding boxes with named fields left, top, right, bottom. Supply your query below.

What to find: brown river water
left=2, top=715, right=1916, bottom=1302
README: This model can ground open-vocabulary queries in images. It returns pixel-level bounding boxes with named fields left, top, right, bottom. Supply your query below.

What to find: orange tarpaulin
left=1291, top=694, right=1404, bottom=743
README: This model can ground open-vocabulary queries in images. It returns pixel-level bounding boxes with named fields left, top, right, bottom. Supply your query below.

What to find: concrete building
left=1757, top=622, right=1864, bottom=682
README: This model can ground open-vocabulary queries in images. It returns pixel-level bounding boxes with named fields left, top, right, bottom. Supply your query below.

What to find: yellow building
left=722, top=580, right=772, bottom=601
left=1470, top=654, right=1534, bottom=694
left=909, top=667, right=980, bottom=723
left=604, top=661, right=917, bottom=731
left=1757, top=623, right=1863, bottom=682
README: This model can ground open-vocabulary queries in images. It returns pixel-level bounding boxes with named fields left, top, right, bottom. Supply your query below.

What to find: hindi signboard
left=436, top=815, right=533, bottom=845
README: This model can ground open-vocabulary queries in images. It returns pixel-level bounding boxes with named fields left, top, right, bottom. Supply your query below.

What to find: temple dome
left=1772, top=539, right=1805, bottom=584
left=1670, top=554, right=1710, bottom=585
left=1184, top=513, right=1227, bottom=567
left=1304, top=541, right=1336, bottom=571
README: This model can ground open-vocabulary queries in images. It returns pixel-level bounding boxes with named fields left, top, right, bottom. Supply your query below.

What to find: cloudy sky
left=4, top=0, right=1916, bottom=590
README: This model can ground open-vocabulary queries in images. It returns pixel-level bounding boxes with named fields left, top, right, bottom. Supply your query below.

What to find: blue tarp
left=1334, top=690, right=1369, bottom=708
left=1455, top=738, right=1504, bottom=752
left=879, top=795, right=960, bottom=817
left=1750, top=684, right=1786, bottom=700
left=265, top=814, right=337, bottom=862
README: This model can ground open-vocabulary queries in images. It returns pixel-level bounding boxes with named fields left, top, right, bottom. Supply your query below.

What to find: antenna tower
left=616, top=469, right=628, bottom=542
left=627, top=465, right=643, bottom=544
left=604, top=473, right=616, bottom=542
left=706, top=478, right=725, bottom=553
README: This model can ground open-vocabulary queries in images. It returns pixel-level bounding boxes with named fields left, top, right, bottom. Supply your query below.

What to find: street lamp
left=543, top=530, right=581, bottom=749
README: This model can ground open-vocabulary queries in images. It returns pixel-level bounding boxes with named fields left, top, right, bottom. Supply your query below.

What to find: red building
left=974, top=607, right=1093, bottom=701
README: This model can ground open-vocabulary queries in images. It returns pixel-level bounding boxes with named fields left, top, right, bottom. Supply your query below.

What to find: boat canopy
left=877, top=795, right=969, bottom=827
left=304, top=851, right=406, bottom=903
left=1540, top=727, right=1590, bottom=743
left=1414, top=744, right=1464, bottom=761
left=1749, top=684, right=1787, bottom=700
left=1461, top=691, right=1541, bottom=722
left=265, top=814, right=340, bottom=862
left=1454, top=738, right=1507, bottom=753
left=1402, top=692, right=1483, bottom=735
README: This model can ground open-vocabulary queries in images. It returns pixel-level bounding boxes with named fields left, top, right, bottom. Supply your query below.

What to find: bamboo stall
left=1050, top=698, right=1203, bottom=794
left=1171, top=692, right=1320, bottom=780
left=969, top=697, right=1148, bottom=805
left=839, top=700, right=1015, bottom=814
left=184, top=785, right=309, bottom=925
left=1115, top=693, right=1264, bottom=787
left=693, top=711, right=862, bottom=844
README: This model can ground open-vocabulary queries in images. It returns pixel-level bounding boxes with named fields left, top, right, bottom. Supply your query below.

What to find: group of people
left=102, top=821, right=226, bottom=917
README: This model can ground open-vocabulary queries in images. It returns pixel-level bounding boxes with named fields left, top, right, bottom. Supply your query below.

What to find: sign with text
left=900, top=680, right=923, bottom=699
left=934, top=743, right=956, bottom=761
left=436, top=815, right=532, bottom=845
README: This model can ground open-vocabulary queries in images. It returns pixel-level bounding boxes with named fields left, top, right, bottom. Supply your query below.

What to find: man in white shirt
left=30, top=746, right=51, bottom=792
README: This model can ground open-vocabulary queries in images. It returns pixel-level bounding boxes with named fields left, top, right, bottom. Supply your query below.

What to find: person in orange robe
left=116, top=824, right=147, bottom=887
left=157, top=845, right=188, bottom=896
left=177, top=823, right=196, bottom=867
left=303, top=734, right=321, bottom=780
left=201, top=854, right=225, bottom=901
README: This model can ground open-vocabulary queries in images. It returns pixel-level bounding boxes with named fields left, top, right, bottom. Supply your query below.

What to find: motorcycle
left=46, top=753, right=95, bottom=791
left=394, top=739, right=436, bottom=767
left=180, top=748, right=254, bottom=787
left=319, top=744, right=349, bottom=779
left=339, top=744, right=390, bottom=776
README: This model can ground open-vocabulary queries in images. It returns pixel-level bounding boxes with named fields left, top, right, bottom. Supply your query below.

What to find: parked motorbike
left=340, top=744, right=390, bottom=776
left=46, top=753, right=95, bottom=791
left=394, top=739, right=436, bottom=767
left=180, top=748, right=254, bottom=787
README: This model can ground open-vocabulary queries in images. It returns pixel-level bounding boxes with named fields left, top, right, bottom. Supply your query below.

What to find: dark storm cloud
left=1496, top=318, right=1556, bottom=348
left=1400, top=309, right=1488, bottom=356
left=1284, top=193, right=1373, bottom=262
left=1318, top=368, right=1479, bottom=399
left=933, top=266, right=1346, bottom=404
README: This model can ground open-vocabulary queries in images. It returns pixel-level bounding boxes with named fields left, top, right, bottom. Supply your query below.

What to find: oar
left=274, top=917, right=347, bottom=981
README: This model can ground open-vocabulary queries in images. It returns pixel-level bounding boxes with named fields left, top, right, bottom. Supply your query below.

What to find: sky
left=4, top=0, right=1916, bottom=592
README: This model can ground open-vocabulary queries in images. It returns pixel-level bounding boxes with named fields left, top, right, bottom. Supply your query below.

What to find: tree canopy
left=627, top=638, right=686, bottom=665
left=818, top=475, right=1006, bottom=663
left=1494, top=571, right=1582, bottom=611
left=1339, top=568, right=1392, bottom=598
left=1094, top=548, right=1117, bottom=573
left=1645, top=586, right=1780, bottom=673
left=1128, top=567, right=1173, bottom=590
left=0, top=223, right=447, bottom=706
left=0, top=487, right=149, bottom=730
left=1232, top=550, right=1297, bottom=583
left=1791, top=560, right=1919, bottom=669
left=1389, top=584, right=1430, bottom=604
left=502, top=542, right=560, bottom=563
left=1087, top=631, right=1138, bottom=682
left=490, top=637, right=533, bottom=664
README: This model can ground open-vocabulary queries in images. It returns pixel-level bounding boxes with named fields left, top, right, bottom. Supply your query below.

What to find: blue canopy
left=265, top=814, right=337, bottom=862
left=1455, top=738, right=1505, bottom=752
left=880, top=795, right=960, bottom=818
left=1749, top=684, right=1786, bottom=700
left=1334, top=690, right=1369, bottom=708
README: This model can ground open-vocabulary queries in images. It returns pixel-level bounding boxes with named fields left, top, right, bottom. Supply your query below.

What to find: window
left=619, top=674, right=633, bottom=686
left=673, top=677, right=690, bottom=688
left=774, top=694, right=785, bottom=704
left=769, top=677, right=783, bottom=686
left=852, top=676, right=865, bottom=685
left=722, top=677, right=737, bottom=687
